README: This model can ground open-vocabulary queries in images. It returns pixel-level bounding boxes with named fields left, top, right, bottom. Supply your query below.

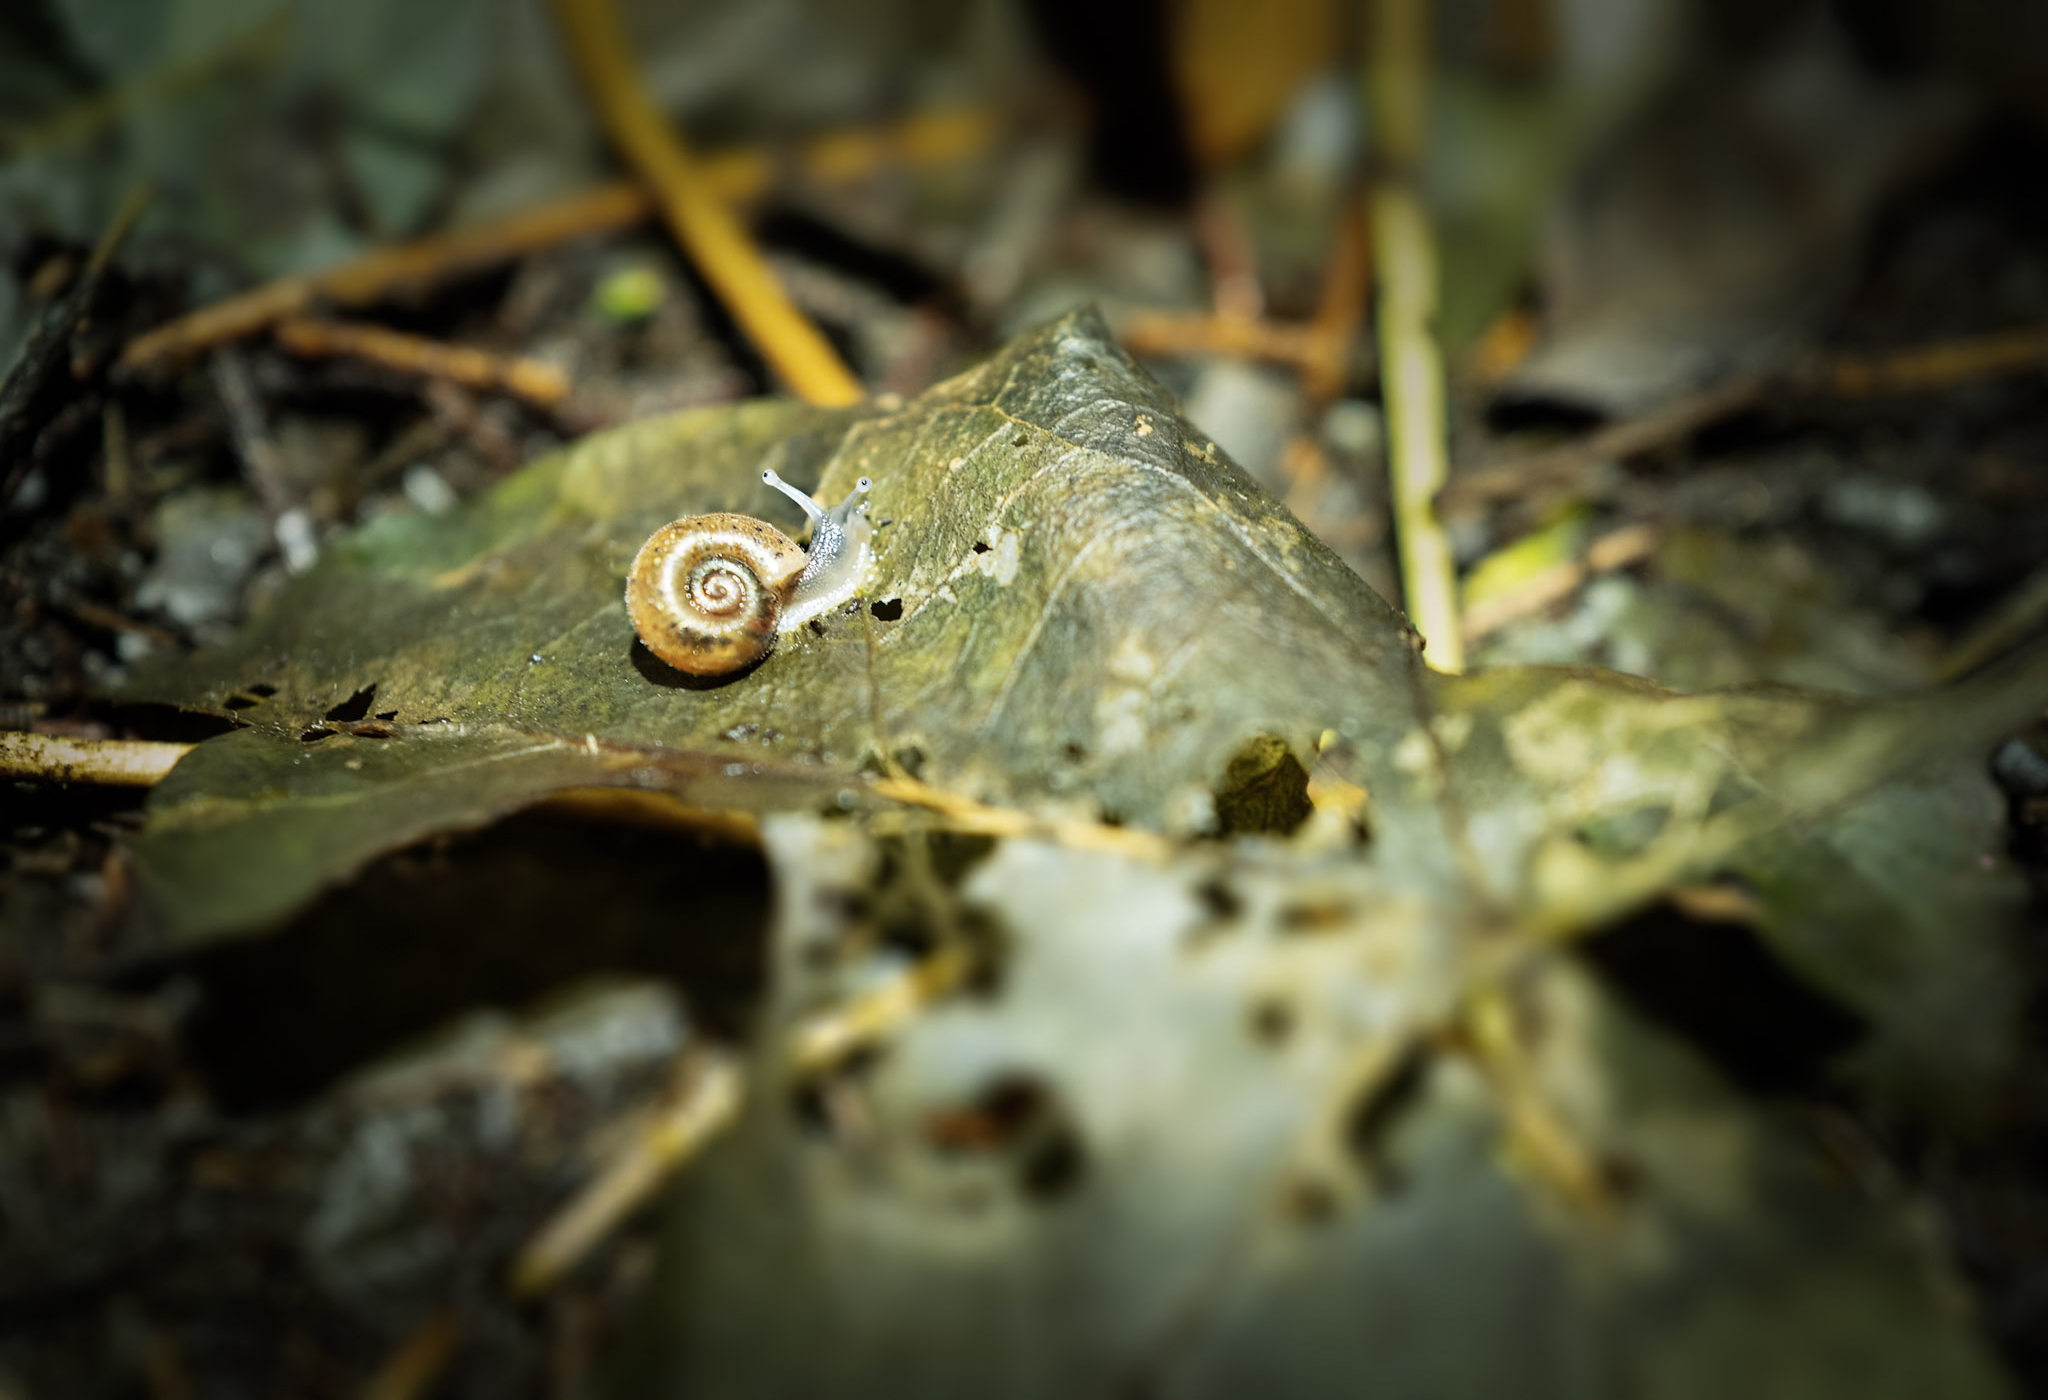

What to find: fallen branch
left=117, top=108, right=994, bottom=375
left=274, top=317, right=570, bottom=408
left=1442, top=319, right=2048, bottom=513
left=1936, top=560, right=2048, bottom=682
left=1439, top=376, right=1765, bottom=512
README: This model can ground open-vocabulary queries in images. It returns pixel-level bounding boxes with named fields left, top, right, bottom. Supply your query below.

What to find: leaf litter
left=120, top=308, right=2048, bottom=1395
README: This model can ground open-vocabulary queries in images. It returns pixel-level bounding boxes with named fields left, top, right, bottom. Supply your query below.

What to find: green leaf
left=124, top=309, right=2048, bottom=1123
left=120, top=309, right=2048, bottom=1392
left=125, top=310, right=1428, bottom=944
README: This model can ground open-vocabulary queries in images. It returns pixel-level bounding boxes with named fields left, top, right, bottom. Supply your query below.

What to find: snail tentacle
left=784, top=475, right=873, bottom=629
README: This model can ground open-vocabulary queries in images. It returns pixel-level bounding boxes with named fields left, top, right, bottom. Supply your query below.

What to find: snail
left=626, top=470, right=874, bottom=676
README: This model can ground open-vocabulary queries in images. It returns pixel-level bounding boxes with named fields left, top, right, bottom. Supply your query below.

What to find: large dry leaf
left=117, top=308, right=2048, bottom=1394
left=124, top=309, right=2048, bottom=1109
left=124, top=310, right=1426, bottom=943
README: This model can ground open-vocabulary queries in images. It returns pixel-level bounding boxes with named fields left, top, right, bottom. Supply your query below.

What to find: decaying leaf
left=119, top=306, right=2048, bottom=1394
left=125, top=309, right=1429, bottom=945
left=606, top=821, right=2013, bottom=1400
left=124, top=310, right=2048, bottom=1106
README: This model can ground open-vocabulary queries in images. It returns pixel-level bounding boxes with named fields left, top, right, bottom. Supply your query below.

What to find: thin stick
left=119, top=184, right=641, bottom=375
left=1303, top=203, right=1372, bottom=405
left=871, top=773, right=1173, bottom=859
left=1460, top=522, right=1658, bottom=642
left=509, top=1052, right=742, bottom=1298
left=788, top=943, right=974, bottom=1075
left=117, top=108, right=993, bottom=374
left=547, top=0, right=864, bottom=406
left=359, top=1310, right=460, bottom=1400
left=274, top=317, right=570, bottom=407
left=1439, top=375, right=1765, bottom=512
left=1368, top=0, right=1462, bottom=671
left=1935, top=560, right=2048, bottom=682
left=1442, top=319, right=2048, bottom=514
left=1820, top=324, right=2048, bottom=396
left=1463, top=991, right=1611, bottom=1217
left=0, top=732, right=192, bottom=786
left=1119, top=209, right=1369, bottom=400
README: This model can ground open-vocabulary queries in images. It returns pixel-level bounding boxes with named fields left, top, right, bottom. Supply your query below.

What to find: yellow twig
left=509, top=1052, right=741, bottom=1297
left=547, top=0, right=864, bottom=406
left=1819, top=324, right=2048, bottom=396
left=1119, top=312, right=1326, bottom=367
left=871, top=773, right=1173, bottom=859
left=1464, top=988, right=1611, bottom=1217
left=1368, top=0, right=1461, bottom=671
left=788, top=943, right=975, bottom=1075
left=360, top=1310, right=460, bottom=1400
left=1460, top=522, right=1658, bottom=643
left=274, top=316, right=570, bottom=408
left=0, top=732, right=191, bottom=786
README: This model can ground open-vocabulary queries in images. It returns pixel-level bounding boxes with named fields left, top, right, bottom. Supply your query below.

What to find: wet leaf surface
left=125, top=310, right=1431, bottom=944
left=117, top=310, right=2048, bottom=1395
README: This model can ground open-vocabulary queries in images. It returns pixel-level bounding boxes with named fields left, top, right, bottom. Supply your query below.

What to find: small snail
left=626, top=470, right=874, bottom=676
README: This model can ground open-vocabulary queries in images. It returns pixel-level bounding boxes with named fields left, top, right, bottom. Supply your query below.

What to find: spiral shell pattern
left=625, top=513, right=808, bottom=675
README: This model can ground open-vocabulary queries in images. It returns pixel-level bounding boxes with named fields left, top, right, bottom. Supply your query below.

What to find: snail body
left=626, top=471, right=873, bottom=676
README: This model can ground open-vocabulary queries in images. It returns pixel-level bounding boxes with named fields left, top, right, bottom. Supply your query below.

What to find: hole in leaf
left=1194, top=877, right=1242, bottom=922
left=223, top=695, right=258, bottom=710
left=926, top=832, right=997, bottom=887
left=246, top=683, right=277, bottom=697
left=1248, top=995, right=1295, bottom=1045
left=869, top=598, right=903, bottom=621
left=1212, top=734, right=1313, bottom=836
left=922, top=1072, right=1088, bottom=1203
left=972, top=541, right=991, bottom=554
left=324, top=685, right=378, bottom=723
left=1579, top=898, right=1866, bottom=1094
left=1342, top=1042, right=1430, bottom=1194
left=373, top=710, right=397, bottom=722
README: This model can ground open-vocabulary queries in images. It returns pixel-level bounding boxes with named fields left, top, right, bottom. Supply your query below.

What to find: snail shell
left=626, top=472, right=873, bottom=676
